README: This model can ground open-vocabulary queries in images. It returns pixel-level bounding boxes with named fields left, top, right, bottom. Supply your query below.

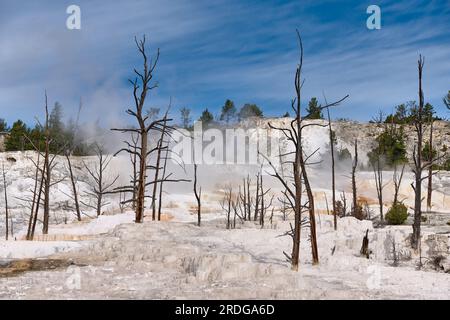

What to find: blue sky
left=0, top=0, right=449, bottom=127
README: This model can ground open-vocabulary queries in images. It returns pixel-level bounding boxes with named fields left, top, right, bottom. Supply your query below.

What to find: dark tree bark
left=193, top=164, right=201, bottom=227
left=42, top=94, right=51, bottom=234
left=411, top=56, right=425, bottom=250
left=220, top=187, right=233, bottom=229
left=260, top=30, right=348, bottom=270
left=151, top=112, right=169, bottom=220
left=157, top=139, right=169, bottom=221
left=111, top=36, right=161, bottom=223
left=254, top=173, right=260, bottom=221
left=351, top=139, right=358, bottom=216
left=65, top=101, right=82, bottom=221
left=360, top=229, right=370, bottom=259
left=26, top=151, right=41, bottom=240
left=65, top=153, right=81, bottom=221
left=426, top=118, right=434, bottom=211
left=327, top=107, right=337, bottom=230
left=340, top=191, right=348, bottom=217
left=130, top=133, right=139, bottom=211
left=372, top=149, right=384, bottom=220
left=393, top=163, right=405, bottom=206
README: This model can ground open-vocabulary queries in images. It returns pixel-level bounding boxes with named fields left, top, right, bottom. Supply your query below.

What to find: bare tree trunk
left=157, top=142, right=169, bottom=221
left=2, top=164, right=9, bottom=240
left=246, top=176, right=251, bottom=221
left=27, top=152, right=41, bottom=240
left=300, top=153, right=319, bottom=265
left=42, top=96, right=51, bottom=235
left=412, top=55, right=425, bottom=250
left=373, top=154, right=384, bottom=220
left=82, top=144, right=118, bottom=217
left=360, top=229, right=369, bottom=259
left=351, top=139, right=358, bottom=216
left=152, top=115, right=168, bottom=221
left=136, top=132, right=148, bottom=223
left=130, top=133, right=139, bottom=211
left=327, top=107, right=337, bottom=230
left=426, top=119, right=433, bottom=211
left=221, top=188, right=233, bottom=229
left=30, top=165, right=45, bottom=240
left=66, top=153, right=81, bottom=221
left=393, top=163, right=405, bottom=205
left=194, top=164, right=201, bottom=227
left=259, top=30, right=348, bottom=271
left=254, top=173, right=260, bottom=221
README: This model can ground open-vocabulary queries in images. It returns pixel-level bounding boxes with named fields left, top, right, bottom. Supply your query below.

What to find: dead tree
left=82, top=144, right=119, bottom=216
left=25, top=93, right=65, bottom=235
left=411, top=55, right=426, bottom=250
left=426, top=114, right=434, bottom=211
left=339, top=191, right=348, bottom=217
left=360, top=229, right=370, bottom=259
left=258, top=178, right=274, bottom=229
left=371, top=150, right=385, bottom=220
left=26, top=151, right=41, bottom=240
left=238, top=175, right=252, bottom=221
left=65, top=100, right=83, bottom=221
left=277, top=144, right=290, bottom=221
left=2, top=163, right=9, bottom=240
left=129, top=133, right=139, bottom=211
left=220, top=187, right=233, bottom=229
left=151, top=110, right=170, bottom=220
left=393, top=163, right=405, bottom=205
left=351, top=139, right=359, bottom=217
left=65, top=153, right=81, bottom=221
left=111, top=37, right=189, bottom=222
left=111, top=36, right=166, bottom=223
left=157, top=137, right=169, bottom=221
left=193, top=164, right=201, bottom=227
left=326, top=106, right=337, bottom=230
left=260, top=30, right=348, bottom=270
left=253, top=173, right=260, bottom=221
left=42, top=95, right=51, bottom=234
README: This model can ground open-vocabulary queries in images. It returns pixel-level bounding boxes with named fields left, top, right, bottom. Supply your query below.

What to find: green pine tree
left=5, top=120, right=29, bottom=151
left=199, top=108, right=214, bottom=127
left=220, top=99, right=236, bottom=124
left=306, top=98, right=323, bottom=119
left=238, top=104, right=263, bottom=121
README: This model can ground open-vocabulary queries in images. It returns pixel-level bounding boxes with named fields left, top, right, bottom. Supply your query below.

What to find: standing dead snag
left=151, top=110, right=170, bottom=221
left=112, top=37, right=189, bottom=222
left=360, top=229, right=370, bottom=259
left=193, top=164, right=201, bottom=227
left=111, top=36, right=163, bottom=223
left=351, top=139, right=359, bottom=217
left=426, top=114, right=434, bottom=211
left=65, top=100, right=83, bottom=221
left=65, top=153, right=81, bottom=221
left=261, top=30, right=348, bottom=270
left=371, top=143, right=386, bottom=221
left=220, top=187, right=233, bottom=229
left=25, top=93, right=65, bottom=235
left=2, top=163, right=9, bottom=240
left=26, top=151, right=41, bottom=240
left=326, top=106, right=337, bottom=230
left=393, top=163, right=405, bottom=205
left=411, top=55, right=425, bottom=250
left=42, top=94, right=51, bottom=234
left=82, top=144, right=119, bottom=217
left=129, top=133, right=139, bottom=211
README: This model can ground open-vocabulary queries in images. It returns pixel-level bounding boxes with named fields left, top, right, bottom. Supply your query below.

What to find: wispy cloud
left=0, top=0, right=448, bottom=126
